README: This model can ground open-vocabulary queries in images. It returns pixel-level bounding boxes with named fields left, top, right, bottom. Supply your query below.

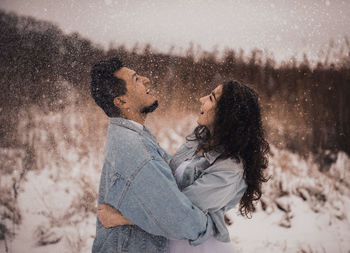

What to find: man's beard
left=140, top=100, right=159, bottom=114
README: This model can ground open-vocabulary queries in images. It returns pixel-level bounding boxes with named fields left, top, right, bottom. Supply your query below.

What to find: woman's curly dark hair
left=194, top=80, right=270, bottom=218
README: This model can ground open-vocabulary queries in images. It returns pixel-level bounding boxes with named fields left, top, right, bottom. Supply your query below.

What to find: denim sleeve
left=106, top=158, right=213, bottom=245
left=182, top=170, right=242, bottom=212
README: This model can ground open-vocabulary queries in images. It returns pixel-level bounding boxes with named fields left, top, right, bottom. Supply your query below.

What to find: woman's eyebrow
left=212, top=92, right=217, bottom=101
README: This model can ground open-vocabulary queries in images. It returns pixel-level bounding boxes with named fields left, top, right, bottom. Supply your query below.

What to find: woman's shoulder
left=206, top=156, right=244, bottom=175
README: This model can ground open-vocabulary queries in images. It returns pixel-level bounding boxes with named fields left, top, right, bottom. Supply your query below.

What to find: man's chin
left=140, top=100, right=159, bottom=114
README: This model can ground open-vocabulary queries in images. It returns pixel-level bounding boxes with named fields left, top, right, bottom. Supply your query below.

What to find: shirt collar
left=110, top=117, right=143, bottom=132
left=203, top=146, right=225, bottom=165
left=109, top=117, right=157, bottom=144
left=185, top=131, right=225, bottom=165
left=128, top=119, right=144, bottom=131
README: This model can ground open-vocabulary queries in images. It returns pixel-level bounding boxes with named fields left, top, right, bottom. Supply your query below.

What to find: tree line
left=0, top=10, right=349, bottom=157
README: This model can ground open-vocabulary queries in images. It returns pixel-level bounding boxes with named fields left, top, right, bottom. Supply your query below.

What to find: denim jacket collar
left=109, top=117, right=157, bottom=145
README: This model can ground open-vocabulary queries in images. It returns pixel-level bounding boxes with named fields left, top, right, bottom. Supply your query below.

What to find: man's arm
left=103, top=157, right=213, bottom=245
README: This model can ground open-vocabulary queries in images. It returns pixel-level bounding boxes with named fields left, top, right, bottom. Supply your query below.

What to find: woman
left=97, top=80, right=270, bottom=252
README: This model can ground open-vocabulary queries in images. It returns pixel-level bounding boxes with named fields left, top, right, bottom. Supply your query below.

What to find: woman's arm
left=182, top=170, right=244, bottom=212
left=97, top=204, right=134, bottom=228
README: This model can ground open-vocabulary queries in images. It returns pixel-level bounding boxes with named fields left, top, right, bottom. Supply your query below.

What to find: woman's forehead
left=213, top=85, right=223, bottom=96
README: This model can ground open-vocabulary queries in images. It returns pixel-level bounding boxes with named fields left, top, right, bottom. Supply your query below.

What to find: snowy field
left=1, top=106, right=350, bottom=253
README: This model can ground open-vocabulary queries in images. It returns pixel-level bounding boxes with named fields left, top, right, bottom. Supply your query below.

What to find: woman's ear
left=113, top=96, right=129, bottom=109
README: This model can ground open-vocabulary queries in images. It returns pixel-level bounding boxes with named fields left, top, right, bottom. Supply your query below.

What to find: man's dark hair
left=90, top=58, right=126, bottom=117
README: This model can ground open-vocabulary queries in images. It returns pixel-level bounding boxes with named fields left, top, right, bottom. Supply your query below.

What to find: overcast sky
left=1, top=0, right=349, bottom=63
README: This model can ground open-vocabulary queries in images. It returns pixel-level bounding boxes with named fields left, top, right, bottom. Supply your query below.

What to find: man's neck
left=123, top=111, right=146, bottom=126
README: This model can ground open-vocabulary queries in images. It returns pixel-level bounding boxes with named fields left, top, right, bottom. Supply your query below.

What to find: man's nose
left=199, top=97, right=205, bottom=103
left=142, top=76, right=150, bottom=85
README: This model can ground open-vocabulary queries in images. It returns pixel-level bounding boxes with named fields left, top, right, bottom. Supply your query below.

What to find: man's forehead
left=114, top=67, right=135, bottom=79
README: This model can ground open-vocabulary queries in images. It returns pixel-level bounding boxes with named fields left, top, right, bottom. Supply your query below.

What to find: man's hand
left=97, top=204, right=134, bottom=228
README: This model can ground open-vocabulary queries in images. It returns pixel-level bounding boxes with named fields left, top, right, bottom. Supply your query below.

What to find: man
left=90, top=58, right=213, bottom=253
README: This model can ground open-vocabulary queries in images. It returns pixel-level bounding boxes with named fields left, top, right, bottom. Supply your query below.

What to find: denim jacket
left=169, top=132, right=248, bottom=242
left=92, top=118, right=213, bottom=253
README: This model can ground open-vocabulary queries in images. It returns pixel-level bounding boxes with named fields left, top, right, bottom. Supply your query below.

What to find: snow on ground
left=228, top=197, right=350, bottom=253
left=1, top=109, right=350, bottom=253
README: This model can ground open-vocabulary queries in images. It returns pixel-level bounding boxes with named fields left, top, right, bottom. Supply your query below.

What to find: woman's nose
left=199, top=96, right=206, bottom=103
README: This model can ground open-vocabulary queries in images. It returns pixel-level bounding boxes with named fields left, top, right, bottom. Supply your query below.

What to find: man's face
left=115, top=67, right=158, bottom=114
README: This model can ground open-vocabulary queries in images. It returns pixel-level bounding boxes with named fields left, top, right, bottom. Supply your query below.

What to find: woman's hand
left=97, top=204, right=134, bottom=228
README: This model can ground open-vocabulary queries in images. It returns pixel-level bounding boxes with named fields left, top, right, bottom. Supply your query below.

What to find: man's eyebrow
left=212, top=92, right=217, bottom=101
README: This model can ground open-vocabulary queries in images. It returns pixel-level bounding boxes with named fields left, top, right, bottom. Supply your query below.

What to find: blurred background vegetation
left=0, top=10, right=350, bottom=251
left=0, top=9, right=349, bottom=162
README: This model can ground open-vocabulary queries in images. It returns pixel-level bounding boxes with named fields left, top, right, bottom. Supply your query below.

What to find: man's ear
left=113, top=96, right=129, bottom=109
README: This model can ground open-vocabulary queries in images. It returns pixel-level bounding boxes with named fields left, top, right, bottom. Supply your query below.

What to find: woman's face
left=197, top=85, right=223, bottom=131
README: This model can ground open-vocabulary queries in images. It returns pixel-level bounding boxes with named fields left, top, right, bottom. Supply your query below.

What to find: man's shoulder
left=105, top=125, right=152, bottom=168
left=107, top=124, right=146, bottom=149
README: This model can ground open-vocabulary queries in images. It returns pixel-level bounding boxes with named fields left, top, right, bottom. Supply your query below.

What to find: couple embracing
left=90, top=57, right=269, bottom=253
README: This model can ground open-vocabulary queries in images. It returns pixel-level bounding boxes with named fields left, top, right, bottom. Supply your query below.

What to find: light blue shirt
left=169, top=132, right=248, bottom=242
